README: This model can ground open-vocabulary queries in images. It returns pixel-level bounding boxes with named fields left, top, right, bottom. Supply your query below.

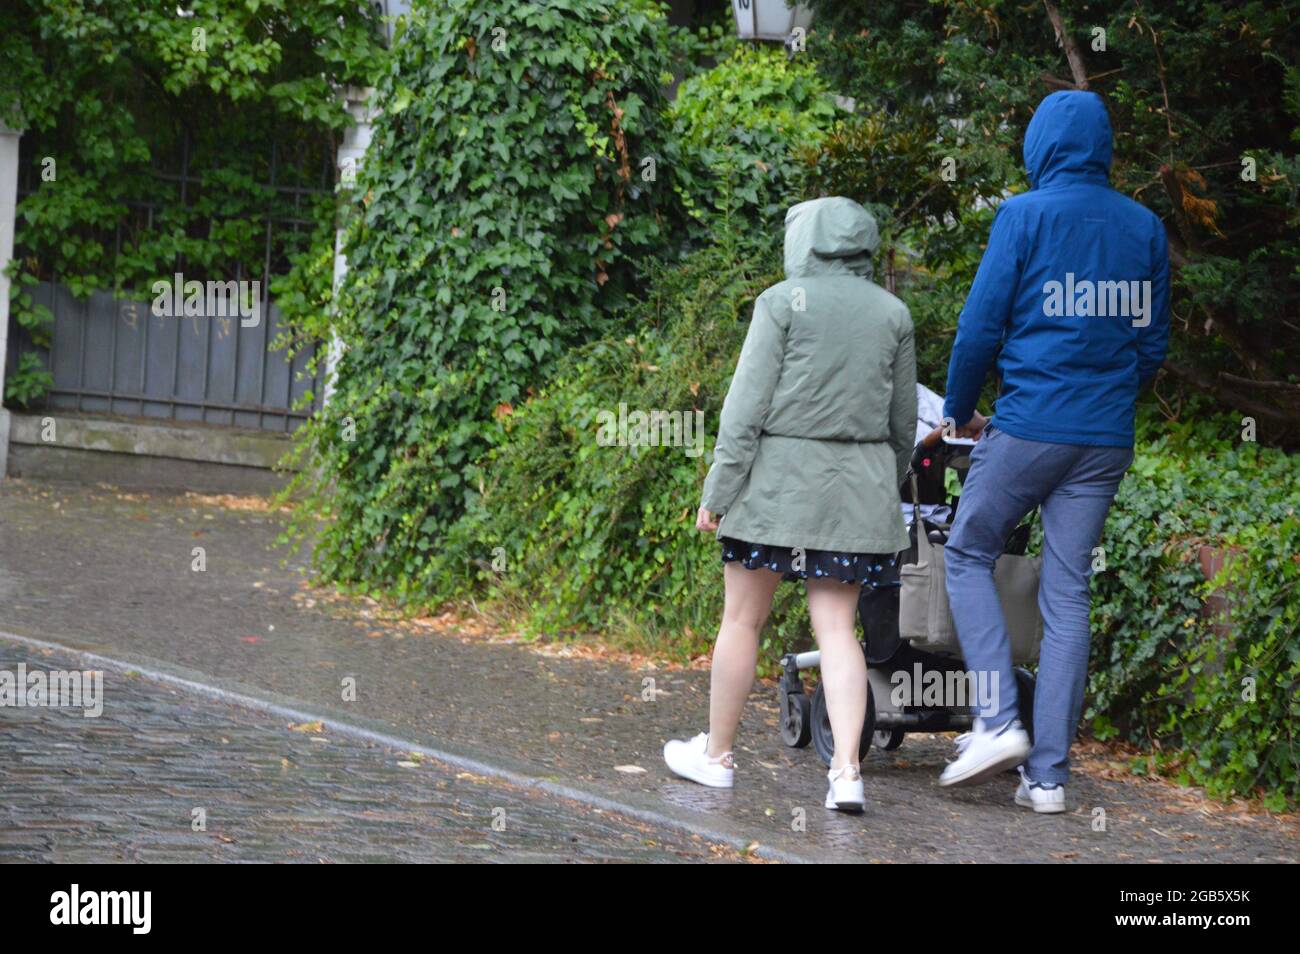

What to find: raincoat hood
left=1023, top=90, right=1112, bottom=189
left=783, top=196, right=878, bottom=280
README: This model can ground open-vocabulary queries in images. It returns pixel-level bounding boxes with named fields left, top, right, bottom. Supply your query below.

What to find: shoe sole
left=939, top=741, right=1031, bottom=788
left=825, top=781, right=866, bottom=813
left=663, top=747, right=734, bottom=789
left=825, top=798, right=865, bottom=813
left=1015, top=792, right=1066, bottom=814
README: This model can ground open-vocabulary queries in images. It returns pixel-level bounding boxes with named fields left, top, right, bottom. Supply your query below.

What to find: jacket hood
left=783, top=197, right=878, bottom=280
left=1023, top=90, right=1112, bottom=188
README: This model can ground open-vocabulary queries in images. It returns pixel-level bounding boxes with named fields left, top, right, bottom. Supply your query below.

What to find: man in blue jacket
left=936, top=91, right=1170, bottom=812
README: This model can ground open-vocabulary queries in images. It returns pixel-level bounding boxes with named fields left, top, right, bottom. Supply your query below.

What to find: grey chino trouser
left=944, top=424, right=1133, bottom=784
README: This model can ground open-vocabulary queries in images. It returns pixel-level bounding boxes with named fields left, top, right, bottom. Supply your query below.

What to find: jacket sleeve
left=1138, top=222, right=1172, bottom=386
left=888, top=319, right=918, bottom=488
left=700, top=293, right=787, bottom=515
left=943, top=205, right=1023, bottom=427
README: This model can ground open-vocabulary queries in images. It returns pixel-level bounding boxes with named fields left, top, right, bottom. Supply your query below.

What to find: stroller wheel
left=779, top=686, right=812, bottom=748
left=810, top=681, right=875, bottom=768
left=874, top=728, right=905, bottom=751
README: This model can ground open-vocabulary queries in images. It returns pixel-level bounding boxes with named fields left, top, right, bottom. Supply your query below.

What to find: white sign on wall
left=731, top=0, right=814, bottom=42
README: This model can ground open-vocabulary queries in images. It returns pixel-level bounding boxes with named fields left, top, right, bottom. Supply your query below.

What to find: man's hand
left=696, top=506, right=719, bottom=531
left=954, top=411, right=989, bottom=440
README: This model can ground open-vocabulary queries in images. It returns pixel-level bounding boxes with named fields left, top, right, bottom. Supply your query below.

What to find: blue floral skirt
left=720, top=536, right=900, bottom=587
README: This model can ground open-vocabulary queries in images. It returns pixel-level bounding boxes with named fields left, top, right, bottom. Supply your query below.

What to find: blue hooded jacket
left=943, top=91, right=1171, bottom=447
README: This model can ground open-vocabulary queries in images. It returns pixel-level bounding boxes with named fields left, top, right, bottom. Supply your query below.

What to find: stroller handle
left=918, top=424, right=946, bottom=450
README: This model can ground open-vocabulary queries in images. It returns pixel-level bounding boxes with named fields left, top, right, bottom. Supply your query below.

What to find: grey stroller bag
left=898, top=490, right=1043, bottom=664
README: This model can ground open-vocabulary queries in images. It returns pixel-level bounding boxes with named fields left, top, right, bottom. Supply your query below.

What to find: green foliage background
left=429, top=235, right=797, bottom=657
left=803, top=0, right=1300, bottom=442
left=670, top=44, right=837, bottom=228
left=1091, top=422, right=1300, bottom=809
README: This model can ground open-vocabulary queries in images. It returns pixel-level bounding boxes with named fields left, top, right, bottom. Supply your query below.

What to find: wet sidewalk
left=1, top=478, right=1295, bottom=863
left=0, top=642, right=743, bottom=863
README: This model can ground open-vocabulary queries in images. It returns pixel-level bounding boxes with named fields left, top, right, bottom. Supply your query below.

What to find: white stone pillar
left=324, top=86, right=377, bottom=408
left=0, top=119, right=24, bottom=477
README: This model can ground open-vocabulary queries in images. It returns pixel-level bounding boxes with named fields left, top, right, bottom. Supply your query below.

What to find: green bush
left=663, top=11, right=740, bottom=83
left=426, top=235, right=814, bottom=658
left=282, top=0, right=691, bottom=597
left=670, top=44, right=837, bottom=228
left=890, top=219, right=993, bottom=397
left=1090, top=417, right=1300, bottom=807
left=423, top=36, right=912, bottom=641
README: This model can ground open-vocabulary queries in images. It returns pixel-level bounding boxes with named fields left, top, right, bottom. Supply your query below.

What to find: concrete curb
left=7, top=412, right=292, bottom=469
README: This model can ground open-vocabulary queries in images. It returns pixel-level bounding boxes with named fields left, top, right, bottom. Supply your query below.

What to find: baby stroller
left=777, top=399, right=1043, bottom=765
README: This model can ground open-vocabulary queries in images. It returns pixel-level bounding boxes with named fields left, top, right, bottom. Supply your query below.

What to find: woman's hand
left=696, top=506, right=718, bottom=531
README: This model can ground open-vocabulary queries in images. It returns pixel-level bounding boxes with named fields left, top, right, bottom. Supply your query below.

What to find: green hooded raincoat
left=701, top=196, right=917, bottom=554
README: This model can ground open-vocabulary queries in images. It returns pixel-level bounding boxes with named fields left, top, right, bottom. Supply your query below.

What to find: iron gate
left=17, top=278, right=321, bottom=432
left=7, top=133, right=331, bottom=433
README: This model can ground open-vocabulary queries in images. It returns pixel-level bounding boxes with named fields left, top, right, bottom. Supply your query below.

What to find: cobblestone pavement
left=0, top=479, right=1296, bottom=863
left=0, top=642, right=745, bottom=863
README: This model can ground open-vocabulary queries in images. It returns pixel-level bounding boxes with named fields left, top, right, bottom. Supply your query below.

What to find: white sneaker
left=663, top=732, right=734, bottom=788
left=824, top=764, right=865, bottom=813
left=938, top=718, right=1030, bottom=787
left=1015, top=768, right=1066, bottom=814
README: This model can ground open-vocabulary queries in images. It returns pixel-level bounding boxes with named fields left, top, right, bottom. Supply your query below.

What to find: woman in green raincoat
left=664, top=196, right=916, bottom=813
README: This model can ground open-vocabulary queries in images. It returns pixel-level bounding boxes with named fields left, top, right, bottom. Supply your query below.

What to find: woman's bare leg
left=807, top=579, right=867, bottom=771
left=706, top=562, right=782, bottom=758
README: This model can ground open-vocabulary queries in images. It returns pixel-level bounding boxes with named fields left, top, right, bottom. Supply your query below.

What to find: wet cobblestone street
left=0, top=642, right=743, bottom=863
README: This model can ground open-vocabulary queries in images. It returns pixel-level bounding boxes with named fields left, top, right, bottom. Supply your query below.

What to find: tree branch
left=1038, top=71, right=1077, bottom=90
left=1164, top=362, right=1297, bottom=423
left=1217, top=372, right=1300, bottom=393
left=1042, top=0, right=1089, bottom=89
